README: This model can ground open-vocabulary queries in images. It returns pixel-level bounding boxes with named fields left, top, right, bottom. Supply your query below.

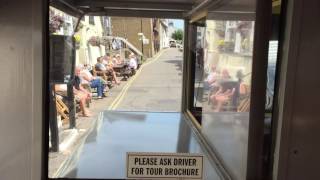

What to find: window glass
left=199, top=20, right=255, bottom=179
left=266, top=40, right=278, bottom=110
left=48, top=16, right=192, bottom=179
left=193, top=26, right=206, bottom=109
left=89, top=16, right=95, bottom=25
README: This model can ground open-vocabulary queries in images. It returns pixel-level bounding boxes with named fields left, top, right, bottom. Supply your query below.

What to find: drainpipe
left=140, top=19, right=144, bottom=56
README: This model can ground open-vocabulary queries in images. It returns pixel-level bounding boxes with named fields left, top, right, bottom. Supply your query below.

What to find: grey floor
left=61, top=111, right=222, bottom=180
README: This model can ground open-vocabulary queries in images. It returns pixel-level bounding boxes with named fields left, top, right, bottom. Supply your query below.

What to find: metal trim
left=207, top=11, right=256, bottom=21
left=76, top=0, right=193, bottom=11
left=82, top=9, right=184, bottom=19
left=245, top=0, right=272, bottom=179
left=183, top=111, right=232, bottom=180
left=181, top=20, right=190, bottom=112
left=185, top=110, right=201, bottom=130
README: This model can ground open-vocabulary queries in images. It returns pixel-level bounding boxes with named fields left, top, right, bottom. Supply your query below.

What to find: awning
left=50, top=0, right=198, bottom=18
left=50, top=0, right=258, bottom=20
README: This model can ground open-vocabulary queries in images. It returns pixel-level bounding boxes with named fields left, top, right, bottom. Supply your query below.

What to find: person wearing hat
left=129, top=53, right=138, bottom=70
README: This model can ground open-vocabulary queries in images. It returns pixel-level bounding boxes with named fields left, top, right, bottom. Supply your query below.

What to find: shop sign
left=127, top=152, right=203, bottom=179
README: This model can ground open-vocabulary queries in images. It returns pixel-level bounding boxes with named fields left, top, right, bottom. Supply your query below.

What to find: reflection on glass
left=202, top=20, right=253, bottom=113
left=200, top=20, right=255, bottom=179
left=266, top=40, right=278, bottom=110
left=194, top=26, right=206, bottom=108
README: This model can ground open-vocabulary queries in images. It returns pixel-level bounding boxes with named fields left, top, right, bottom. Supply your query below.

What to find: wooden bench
left=92, top=65, right=109, bottom=81
left=238, top=97, right=250, bottom=112
left=55, top=95, right=69, bottom=125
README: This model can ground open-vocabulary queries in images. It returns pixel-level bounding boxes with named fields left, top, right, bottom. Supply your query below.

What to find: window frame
left=181, top=1, right=272, bottom=180
left=44, top=1, right=272, bottom=179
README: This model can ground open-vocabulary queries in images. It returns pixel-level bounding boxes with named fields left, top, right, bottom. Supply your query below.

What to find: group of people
left=73, top=53, right=137, bottom=117
left=205, top=65, right=248, bottom=112
left=56, top=52, right=139, bottom=117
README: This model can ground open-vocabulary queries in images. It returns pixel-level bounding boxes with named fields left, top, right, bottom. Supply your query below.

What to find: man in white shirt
left=129, top=53, right=138, bottom=70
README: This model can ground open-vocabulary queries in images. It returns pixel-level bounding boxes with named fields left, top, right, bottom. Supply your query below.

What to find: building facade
left=110, top=17, right=154, bottom=58
left=75, top=16, right=107, bottom=66
left=153, top=18, right=169, bottom=53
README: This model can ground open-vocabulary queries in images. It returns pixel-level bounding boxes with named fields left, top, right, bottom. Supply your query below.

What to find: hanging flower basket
left=74, top=34, right=81, bottom=49
left=49, top=11, right=65, bottom=34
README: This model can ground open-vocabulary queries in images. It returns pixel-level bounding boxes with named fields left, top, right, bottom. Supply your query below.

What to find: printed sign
left=143, top=38, right=149, bottom=45
left=127, top=152, right=203, bottom=179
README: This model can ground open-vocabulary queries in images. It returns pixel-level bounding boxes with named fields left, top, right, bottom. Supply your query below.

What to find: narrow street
left=49, top=48, right=184, bottom=177
left=112, top=48, right=183, bottom=112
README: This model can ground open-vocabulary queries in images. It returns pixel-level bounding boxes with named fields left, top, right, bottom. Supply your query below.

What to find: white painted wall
left=76, top=16, right=105, bottom=65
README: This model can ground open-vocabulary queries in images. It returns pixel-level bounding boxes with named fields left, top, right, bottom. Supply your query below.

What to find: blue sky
left=171, top=19, right=184, bottom=30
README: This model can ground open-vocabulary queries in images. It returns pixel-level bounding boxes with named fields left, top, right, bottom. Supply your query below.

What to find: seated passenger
left=73, top=67, right=92, bottom=117
left=209, top=69, right=235, bottom=112
left=204, top=65, right=220, bottom=90
left=129, top=53, right=138, bottom=70
left=80, top=65, right=106, bottom=99
left=101, top=54, right=111, bottom=66
left=95, top=57, right=120, bottom=85
left=95, top=57, right=107, bottom=71
left=115, top=54, right=123, bottom=65
left=112, top=55, right=118, bottom=65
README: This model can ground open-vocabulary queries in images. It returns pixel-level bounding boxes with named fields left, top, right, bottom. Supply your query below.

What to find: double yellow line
left=108, top=50, right=165, bottom=110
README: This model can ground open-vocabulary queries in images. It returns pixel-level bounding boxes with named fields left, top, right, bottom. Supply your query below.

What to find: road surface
left=114, top=48, right=183, bottom=112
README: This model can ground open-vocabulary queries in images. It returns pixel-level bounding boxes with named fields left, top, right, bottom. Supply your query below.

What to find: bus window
left=193, top=25, right=206, bottom=109
left=187, top=19, right=206, bottom=123
left=191, top=19, right=255, bottom=179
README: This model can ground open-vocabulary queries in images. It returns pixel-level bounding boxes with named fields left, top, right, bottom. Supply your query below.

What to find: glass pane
left=193, top=26, right=206, bottom=109
left=266, top=40, right=278, bottom=110
left=48, top=13, right=225, bottom=179
left=200, top=20, right=255, bottom=179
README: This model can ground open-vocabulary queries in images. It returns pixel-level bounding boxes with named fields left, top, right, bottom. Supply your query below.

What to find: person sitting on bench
left=209, top=69, right=236, bottom=112
left=79, top=65, right=106, bottom=99
left=115, top=54, right=123, bottom=65
left=204, top=65, right=220, bottom=90
left=129, top=53, right=138, bottom=70
left=73, top=67, right=92, bottom=117
left=96, top=56, right=120, bottom=85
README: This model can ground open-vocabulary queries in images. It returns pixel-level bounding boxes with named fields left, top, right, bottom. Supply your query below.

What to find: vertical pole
left=49, top=83, right=59, bottom=152
left=69, top=36, right=76, bottom=129
left=141, top=19, right=144, bottom=55
left=246, top=0, right=272, bottom=179
left=139, top=18, right=144, bottom=67
left=67, top=83, right=76, bottom=129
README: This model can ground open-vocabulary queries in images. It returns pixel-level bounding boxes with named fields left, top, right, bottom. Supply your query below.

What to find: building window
left=89, top=16, right=95, bottom=25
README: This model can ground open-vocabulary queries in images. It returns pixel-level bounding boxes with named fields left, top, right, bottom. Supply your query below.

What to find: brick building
left=153, top=19, right=169, bottom=53
left=110, top=17, right=154, bottom=58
